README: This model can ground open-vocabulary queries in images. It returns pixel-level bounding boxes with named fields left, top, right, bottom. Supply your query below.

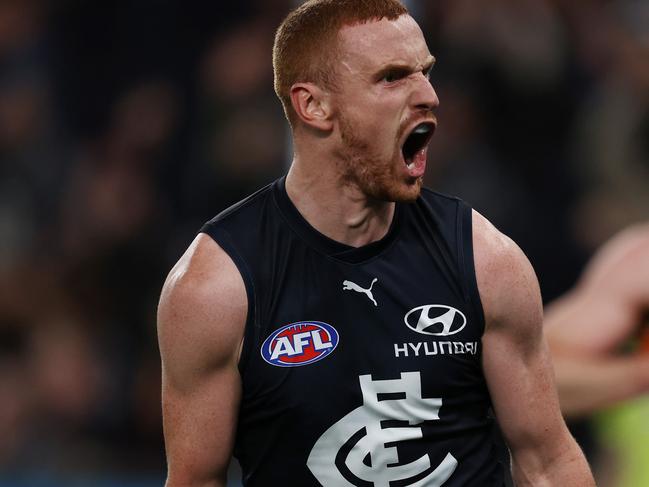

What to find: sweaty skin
left=158, top=13, right=595, bottom=487
left=473, top=211, right=595, bottom=486
left=545, top=223, right=649, bottom=418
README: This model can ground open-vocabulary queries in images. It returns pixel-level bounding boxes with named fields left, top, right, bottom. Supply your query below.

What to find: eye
left=380, top=69, right=408, bottom=84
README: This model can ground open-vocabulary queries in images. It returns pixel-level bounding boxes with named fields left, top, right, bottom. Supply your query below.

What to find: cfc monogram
left=307, top=372, right=458, bottom=486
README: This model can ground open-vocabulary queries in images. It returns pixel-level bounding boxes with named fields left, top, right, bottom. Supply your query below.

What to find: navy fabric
left=200, top=177, right=505, bottom=486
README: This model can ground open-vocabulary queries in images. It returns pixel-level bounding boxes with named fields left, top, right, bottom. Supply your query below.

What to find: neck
left=285, top=155, right=395, bottom=248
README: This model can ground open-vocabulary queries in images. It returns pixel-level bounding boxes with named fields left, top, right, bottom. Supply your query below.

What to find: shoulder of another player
left=471, top=210, right=542, bottom=333
left=157, top=233, right=247, bottom=373
left=581, top=223, right=649, bottom=295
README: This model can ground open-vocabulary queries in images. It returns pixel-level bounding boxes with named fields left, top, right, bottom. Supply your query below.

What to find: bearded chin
left=337, top=128, right=421, bottom=203
left=336, top=113, right=423, bottom=203
left=337, top=151, right=421, bottom=203
left=372, top=175, right=423, bottom=203
left=392, top=177, right=423, bottom=203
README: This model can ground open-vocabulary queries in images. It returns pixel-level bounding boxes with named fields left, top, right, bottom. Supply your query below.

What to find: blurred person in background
left=545, top=224, right=649, bottom=487
left=546, top=224, right=649, bottom=418
left=158, top=0, right=594, bottom=486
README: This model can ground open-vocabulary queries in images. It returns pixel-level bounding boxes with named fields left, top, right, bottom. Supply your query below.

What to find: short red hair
left=273, top=0, right=409, bottom=125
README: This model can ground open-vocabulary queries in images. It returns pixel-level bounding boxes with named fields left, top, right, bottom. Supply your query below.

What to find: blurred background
left=0, top=0, right=647, bottom=485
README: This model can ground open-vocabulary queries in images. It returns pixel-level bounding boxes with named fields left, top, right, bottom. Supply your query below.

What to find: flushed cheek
left=368, top=120, right=400, bottom=148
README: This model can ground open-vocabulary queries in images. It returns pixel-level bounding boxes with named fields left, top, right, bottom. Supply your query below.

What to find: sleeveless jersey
left=200, top=177, right=505, bottom=486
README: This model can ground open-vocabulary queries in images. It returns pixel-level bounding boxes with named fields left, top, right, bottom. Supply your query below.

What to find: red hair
left=273, top=0, right=409, bottom=124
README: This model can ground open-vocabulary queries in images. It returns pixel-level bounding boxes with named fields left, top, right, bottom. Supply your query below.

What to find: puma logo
left=342, top=278, right=378, bottom=307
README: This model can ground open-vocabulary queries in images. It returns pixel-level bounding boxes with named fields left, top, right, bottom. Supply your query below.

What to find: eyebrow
left=374, top=55, right=436, bottom=79
left=423, top=56, right=436, bottom=71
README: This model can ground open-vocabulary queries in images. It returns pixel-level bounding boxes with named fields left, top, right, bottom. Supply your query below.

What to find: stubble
left=336, top=112, right=422, bottom=203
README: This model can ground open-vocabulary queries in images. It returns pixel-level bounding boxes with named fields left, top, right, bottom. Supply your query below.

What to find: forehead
left=337, top=15, right=430, bottom=73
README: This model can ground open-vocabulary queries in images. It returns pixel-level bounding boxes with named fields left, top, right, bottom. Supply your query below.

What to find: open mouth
left=401, top=122, right=435, bottom=166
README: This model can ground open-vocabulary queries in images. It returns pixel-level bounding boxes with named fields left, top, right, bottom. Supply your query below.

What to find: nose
left=412, top=74, right=439, bottom=112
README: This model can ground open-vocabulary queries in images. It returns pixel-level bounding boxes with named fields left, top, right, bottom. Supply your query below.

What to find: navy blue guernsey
left=200, top=177, right=505, bottom=486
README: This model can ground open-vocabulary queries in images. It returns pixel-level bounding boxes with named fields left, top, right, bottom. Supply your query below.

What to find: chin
left=391, top=178, right=423, bottom=202
left=366, top=177, right=423, bottom=203
left=336, top=129, right=424, bottom=203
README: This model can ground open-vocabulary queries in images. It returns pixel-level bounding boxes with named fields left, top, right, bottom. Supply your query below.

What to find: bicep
left=473, top=212, right=571, bottom=460
left=161, top=359, right=241, bottom=487
left=158, top=235, right=247, bottom=487
left=482, top=312, right=565, bottom=453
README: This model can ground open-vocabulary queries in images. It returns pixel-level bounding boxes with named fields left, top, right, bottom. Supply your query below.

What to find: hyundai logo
left=404, top=305, right=467, bottom=336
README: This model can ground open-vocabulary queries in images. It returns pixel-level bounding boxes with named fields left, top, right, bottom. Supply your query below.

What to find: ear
left=289, top=83, right=334, bottom=131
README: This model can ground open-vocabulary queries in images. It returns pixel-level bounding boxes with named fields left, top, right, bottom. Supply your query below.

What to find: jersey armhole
left=199, top=225, right=257, bottom=374
left=457, top=203, right=486, bottom=336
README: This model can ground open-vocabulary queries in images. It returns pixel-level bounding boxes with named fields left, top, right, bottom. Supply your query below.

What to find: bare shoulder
left=580, top=223, right=649, bottom=299
left=473, top=211, right=595, bottom=484
left=471, top=209, right=542, bottom=335
left=158, top=233, right=247, bottom=484
left=585, top=223, right=649, bottom=273
left=545, top=223, right=649, bottom=354
left=157, top=233, right=247, bottom=390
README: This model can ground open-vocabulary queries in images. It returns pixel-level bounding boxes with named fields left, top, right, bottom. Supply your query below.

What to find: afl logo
left=404, top=305, right=467, bottom=336
left=261, top=321, right=339, bottom=367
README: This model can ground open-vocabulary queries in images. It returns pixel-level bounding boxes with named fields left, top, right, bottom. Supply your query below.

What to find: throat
left=285, top=170, right=395, bottom=247
left=339, top=201, right=395, bottom=247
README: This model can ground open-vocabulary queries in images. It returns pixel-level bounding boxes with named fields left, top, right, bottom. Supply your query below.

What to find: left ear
left=289, top=82, right=334, bottom=132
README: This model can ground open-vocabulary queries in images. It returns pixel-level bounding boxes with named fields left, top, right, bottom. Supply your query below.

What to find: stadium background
left=0, top=0, right=647, bottom=485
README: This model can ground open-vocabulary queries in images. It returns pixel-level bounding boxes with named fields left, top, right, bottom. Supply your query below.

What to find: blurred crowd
left=0, top=0, right=647, bottom=485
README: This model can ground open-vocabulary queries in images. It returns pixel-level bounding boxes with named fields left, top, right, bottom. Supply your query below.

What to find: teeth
left=413, top=124, right=431, bottom=135
left=407, top=161, right=414, bottom=170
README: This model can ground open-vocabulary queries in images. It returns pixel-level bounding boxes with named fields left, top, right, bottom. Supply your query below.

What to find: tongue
left=406, top=148, right=426, bottom=178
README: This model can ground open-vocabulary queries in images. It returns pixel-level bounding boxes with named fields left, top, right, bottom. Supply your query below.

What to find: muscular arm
left=473, top=211, right=594, bottom=486
left=545, top=224, right=649, bottom=418
left=157, top=234, right=247, bottom=487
